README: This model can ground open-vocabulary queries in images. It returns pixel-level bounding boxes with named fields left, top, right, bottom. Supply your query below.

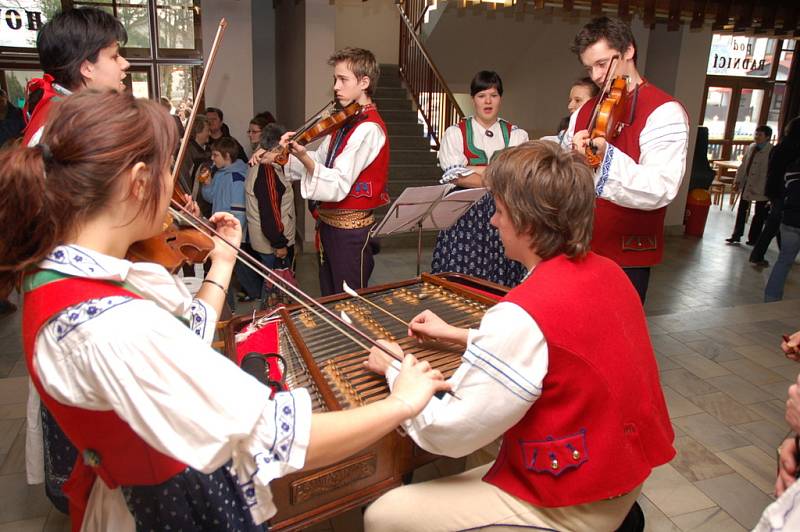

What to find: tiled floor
left=1, top=206, right=799, bottom=531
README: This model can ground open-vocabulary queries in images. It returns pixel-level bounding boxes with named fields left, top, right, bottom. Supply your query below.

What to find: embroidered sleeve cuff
left=595, top=143, right=615, bottom=198
left=189, top=298, right=218, bottom=344
left=233, top=388, right=312, bottom=524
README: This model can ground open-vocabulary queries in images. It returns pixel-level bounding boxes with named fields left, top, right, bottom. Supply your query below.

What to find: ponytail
left=0, top=144, right=60, bottom=294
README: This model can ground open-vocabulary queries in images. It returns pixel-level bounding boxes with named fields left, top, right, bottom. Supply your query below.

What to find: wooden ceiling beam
left=590, top=0, right=603, bottom=16
left=712, top=0, right=731, bottom=31
left=643, top=0, right=656, bottom=26
left=667, top=0, right=681, bottom=31
left=734, top=0, right=756, bottom=31
left=690, top=0, right=707, bottom=29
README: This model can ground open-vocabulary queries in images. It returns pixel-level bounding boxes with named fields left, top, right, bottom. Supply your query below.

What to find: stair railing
left=397, top=0, right=464, bottom=149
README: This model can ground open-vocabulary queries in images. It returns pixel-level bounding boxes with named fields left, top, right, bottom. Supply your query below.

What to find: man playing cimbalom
left=566, top=16, right=689, bottom=303
left=726, top=125, right=773, bottom=246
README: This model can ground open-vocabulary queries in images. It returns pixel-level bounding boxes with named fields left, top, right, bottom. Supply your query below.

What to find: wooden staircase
left=373, top=64, right=441, bottom=249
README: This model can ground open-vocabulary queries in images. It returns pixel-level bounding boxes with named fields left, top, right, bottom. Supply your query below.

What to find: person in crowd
left=431, top=70, right=529, bottom=287
left=363, top=141, right=674, bottom=531
left=202, top=136, right=261, bottom=306
left=0, top=90, right=449, bottom=531
left=23, top=7, right=129, bottom=147
left=545, top=77, right=599, bottom=146
left=726, top=126, right=773, bottom=245
left=0, top=88, right=25, bottom=147
left=750, top=117, right=800, bottom=267
left=206, top=106, right=247, bottom=162
left=246, top=111, right=276, bottom=154
left=159, top=96, right=185, bottom=139
left=276, top=47, right=389, bottom=296
left=245, top=123, right=296, bottom=306
left=565, top=16, right=689, bottom=303
left=17, top=6, right=129, bottom=513
left=764, top=152, right=800, bottom=301
left=754, top=331, right=800, bottom=530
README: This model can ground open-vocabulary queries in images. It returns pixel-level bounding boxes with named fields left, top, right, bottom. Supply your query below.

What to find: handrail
left=396, top=0, right=464, bottom=149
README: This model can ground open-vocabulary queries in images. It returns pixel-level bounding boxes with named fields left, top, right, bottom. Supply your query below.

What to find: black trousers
left=623, top=267, right=651, bottom=305
left=750, top=197, right=783, bottom=262
left=731, top=199, right=769, bottom=243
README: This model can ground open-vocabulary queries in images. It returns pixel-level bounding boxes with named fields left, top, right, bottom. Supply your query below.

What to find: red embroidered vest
left=22, top=272, right=186, bottom=532
left=483, top=253, right=674, bottom=507
left=575, top=82, right=676, bottom=267
left=320, top=106, right=390, bottom=211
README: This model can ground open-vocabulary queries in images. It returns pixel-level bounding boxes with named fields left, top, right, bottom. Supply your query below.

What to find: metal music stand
left=371, top=184, right=488, bottom=275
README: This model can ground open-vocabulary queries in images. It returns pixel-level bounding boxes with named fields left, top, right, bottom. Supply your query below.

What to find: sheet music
left=372, top=184, right=487, bottom=236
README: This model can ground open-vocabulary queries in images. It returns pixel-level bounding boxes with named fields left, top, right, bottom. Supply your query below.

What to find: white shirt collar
left=41, top=244, right=192, bottom=316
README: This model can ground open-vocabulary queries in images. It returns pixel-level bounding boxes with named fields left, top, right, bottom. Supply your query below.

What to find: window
left=0, top=1, right=202, bottom=101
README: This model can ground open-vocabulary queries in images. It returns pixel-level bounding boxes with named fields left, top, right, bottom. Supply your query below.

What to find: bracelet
left=202, top=279, right=228, bottom=295
left=390, top=395, right=415, bottom=419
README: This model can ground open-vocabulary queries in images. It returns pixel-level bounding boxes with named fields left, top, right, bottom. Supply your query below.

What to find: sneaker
left=237, top=294, right=257, bottom=303
left=725, top=237, right=741, bottom=244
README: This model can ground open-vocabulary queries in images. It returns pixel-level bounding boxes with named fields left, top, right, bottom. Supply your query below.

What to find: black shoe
left=615, top=501, right=645, bottom=532
left=237, top=294, right=257, bottom=303
left=750, top=259, right=770, bottom=267
left=725, top=237, right=741, bottom=244
left=745, top=240, right=756, bottom=246
left=0, top=300, right=16, bottom=319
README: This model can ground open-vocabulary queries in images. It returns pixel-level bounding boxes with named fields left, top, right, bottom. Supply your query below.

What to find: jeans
left=255, top=247, right=295, bottom=304
left=764, top=224, right=800, bottom=302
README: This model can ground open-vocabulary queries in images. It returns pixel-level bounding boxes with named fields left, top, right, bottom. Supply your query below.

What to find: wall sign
left=0, top=1, right=47, bottom=48
left=707, top=34, right=776, bottom=78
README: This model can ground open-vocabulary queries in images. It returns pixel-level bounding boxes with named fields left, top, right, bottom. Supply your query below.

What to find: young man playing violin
left=276, top=47, right=389, bottom=297
left=565, top=16, right=689, bottom=303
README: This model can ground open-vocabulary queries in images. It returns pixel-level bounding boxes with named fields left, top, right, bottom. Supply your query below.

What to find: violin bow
left=172, top=18, right=227, bottom=183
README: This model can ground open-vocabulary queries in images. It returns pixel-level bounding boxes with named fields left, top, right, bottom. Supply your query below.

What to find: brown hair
left=328, top=47, right=380, bottom=96
left=211, top=137, right=239, bottom=162
left=571, top=16, right=638, bottom=65
left=483, top=141, right=595, bottom=260
left=0, top=89, right=178, bottom=294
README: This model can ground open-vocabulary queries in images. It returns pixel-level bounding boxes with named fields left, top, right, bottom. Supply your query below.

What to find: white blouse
left=25, top=245, right=311, bottom=530
left=284, top=121, right=386, bottom=202
left=385, top=297, right=548, bottom=458
left=438, top=117, right=530, bottom=181
left=563, top=101, right=689, bottom=211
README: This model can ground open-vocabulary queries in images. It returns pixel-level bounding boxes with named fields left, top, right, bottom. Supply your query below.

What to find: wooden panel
left=734, top=0, right=756, bottom=31
left=643, top=0, right=656, bottom=26
left=691, top=0, right=707, bottom=29
left=713, top=0, right=732, bottom=30
left=667, top=0, right=682, bottom=31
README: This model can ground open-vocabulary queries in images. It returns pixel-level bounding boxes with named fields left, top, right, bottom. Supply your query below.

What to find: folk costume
left=22, top=74, right=71, bottom=147
left=285, top=104, right=389, bottom=296
left=565, top=81, right=689, bottom=301
left=365, top=252, right=674, bottom=531
left=23, top=245, right=312, bottom=531
left=432, top=117, right=529, bottom=287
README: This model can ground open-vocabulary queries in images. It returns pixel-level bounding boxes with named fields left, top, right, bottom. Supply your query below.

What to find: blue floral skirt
left=122, top=465, right=266, bottom=531
left=431, top=194, right=526, bottom=287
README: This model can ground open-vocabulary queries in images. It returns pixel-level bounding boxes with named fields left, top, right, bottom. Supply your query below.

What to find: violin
left=584, top=56, right=629, bottom=168
left=125, top=181, right=215, bottom=274
left=273, top=100, right=361, bottom=165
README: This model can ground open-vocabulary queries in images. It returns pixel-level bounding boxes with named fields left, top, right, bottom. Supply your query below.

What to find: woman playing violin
left=564, top=16, right=689, bottom=303
left=0, top=90, right=449, bottom=531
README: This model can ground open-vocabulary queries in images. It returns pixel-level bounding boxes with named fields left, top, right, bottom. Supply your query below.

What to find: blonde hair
left=484, top=141, right=595, bottom=260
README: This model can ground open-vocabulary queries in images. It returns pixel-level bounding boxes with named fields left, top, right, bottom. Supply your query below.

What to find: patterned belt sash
left=318, top=209, right=375, bottom=230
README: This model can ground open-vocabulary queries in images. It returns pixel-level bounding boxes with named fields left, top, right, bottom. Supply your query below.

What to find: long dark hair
left=0, top=90, right=177, bottom=294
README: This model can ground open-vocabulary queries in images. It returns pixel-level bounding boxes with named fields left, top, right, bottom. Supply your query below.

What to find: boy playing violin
left=273, top=47, right=389, bottom=296
left=565, top=16, right=689, bottom=303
